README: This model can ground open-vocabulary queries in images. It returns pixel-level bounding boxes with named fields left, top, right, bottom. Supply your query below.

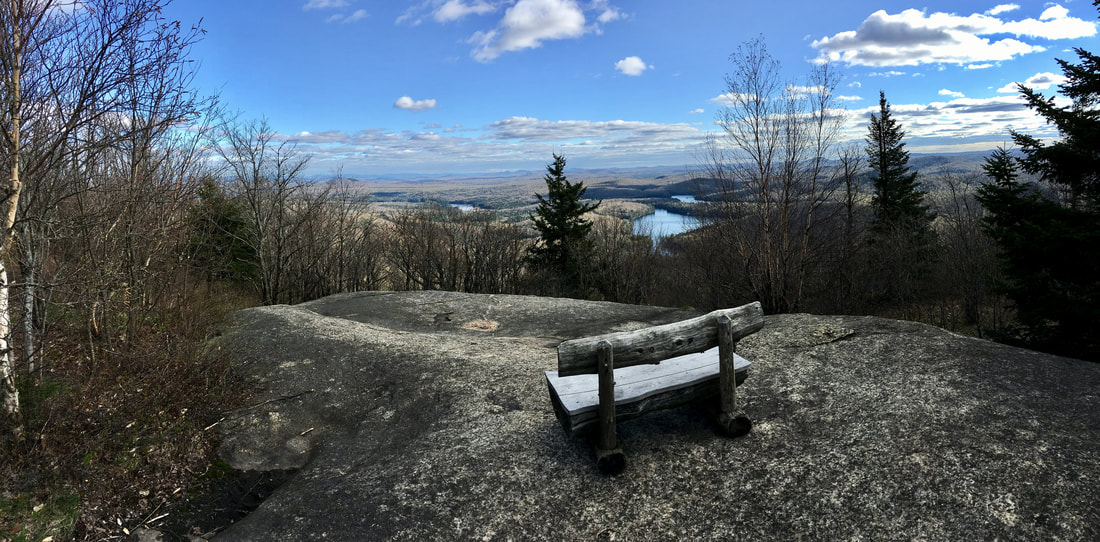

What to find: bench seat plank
left=545, top=346, right=751, bottom=436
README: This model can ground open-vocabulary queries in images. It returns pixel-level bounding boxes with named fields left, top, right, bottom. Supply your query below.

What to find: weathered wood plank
left=545, top=347, right=751, bottom=436
left=596, top=341, right=617, bottom=452
left=718, top=315, right=737, bottom=417
left=716, top=315, right=752, bottom=437
left=556, top=302, right=763, bottom=376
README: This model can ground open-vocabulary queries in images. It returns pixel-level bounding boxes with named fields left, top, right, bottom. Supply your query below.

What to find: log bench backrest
left=555, top=302, right=764, bottom=377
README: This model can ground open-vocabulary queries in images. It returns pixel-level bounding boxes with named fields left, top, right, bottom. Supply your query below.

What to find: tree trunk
left=1, top=3, right=25, bottom=439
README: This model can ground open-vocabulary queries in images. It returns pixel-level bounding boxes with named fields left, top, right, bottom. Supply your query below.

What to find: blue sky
left=161, top=0, right=1100, bottom=176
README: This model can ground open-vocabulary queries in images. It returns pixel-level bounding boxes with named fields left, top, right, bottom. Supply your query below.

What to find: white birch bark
left=0, top=0, right=25, bottom=438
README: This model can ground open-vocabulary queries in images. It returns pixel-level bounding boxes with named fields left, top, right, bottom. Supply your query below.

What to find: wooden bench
left=545, top=302, right=764, bottom=474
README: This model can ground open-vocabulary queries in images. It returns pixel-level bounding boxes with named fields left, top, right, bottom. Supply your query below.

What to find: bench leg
left=596, top=341, right=625, bottom=474
left=718, top=316, right=752, bottom=438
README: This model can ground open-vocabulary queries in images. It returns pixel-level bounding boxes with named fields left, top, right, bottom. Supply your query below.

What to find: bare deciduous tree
left=0, top=0, right=205, bottom=439
left=699, top=36, right=846, bottom=313
left=212, top=116, right=311, bottom=305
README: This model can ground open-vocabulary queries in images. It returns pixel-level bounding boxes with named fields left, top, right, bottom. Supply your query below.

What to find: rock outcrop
left=206, top=291, right=1100, bottom=541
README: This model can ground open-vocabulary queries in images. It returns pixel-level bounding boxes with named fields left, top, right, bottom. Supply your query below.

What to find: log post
left=717, top=315, right=752, bottom=437
left=595, top=340, right=625, bottom=474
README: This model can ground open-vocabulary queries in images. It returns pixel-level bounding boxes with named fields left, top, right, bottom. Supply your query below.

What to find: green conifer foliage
left=976, top=4, right=1100, bottom=360
left=527, top=153, right=599, bottom=294
left=865, top=91, right=934, bottom=241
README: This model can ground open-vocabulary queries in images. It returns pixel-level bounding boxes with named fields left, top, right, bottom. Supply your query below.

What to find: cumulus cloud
left=614, top=56, right=650, bottom=76
left=836, top=95, right=863, bottom=102
left=997, top=71, right=1066, bottom=93
left=967, top=63, right=994, bottom=69
left=394, top=96, right=438, bottom=112
left=939, top=88, right=965, bottom=98
left=836, top=93, right=1065, bottom=155
left=688, top=108, right=704, bottom=114
left=812, top=6, right=1096, bottom=67
left=434, top=0, right=497, bottom=23
left=470, top=0, right=588, bottom=61
left=303, top=0, right=349, bottom=10
left=399, top=0, right=621, bottom=60
left=987, top=4, right=1019, bottom=16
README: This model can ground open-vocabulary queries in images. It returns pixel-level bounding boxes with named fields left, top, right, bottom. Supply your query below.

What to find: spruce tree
left=865, top=91, right=934, bottom=241
left=976, top=6, right=1100, bottom=360
left=528, top=153, right=599, bottom=294
left=863, top=91, right=936, bottom=312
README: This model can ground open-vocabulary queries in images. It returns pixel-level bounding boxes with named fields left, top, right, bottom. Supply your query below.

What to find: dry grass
left=1, top=284, right=257, bottom=541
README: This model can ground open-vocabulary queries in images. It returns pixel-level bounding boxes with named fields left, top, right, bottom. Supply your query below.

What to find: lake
left=632, top=209, right=699, bottom=242
left=632, top=195, right=701, bottom=243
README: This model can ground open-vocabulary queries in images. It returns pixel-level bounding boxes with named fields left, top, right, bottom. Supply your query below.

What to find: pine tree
left=976, top=6, right=1100, bottom=360
left=865, top=91, right=934, bottom=241
left=528, top=153, right=599, bottom=294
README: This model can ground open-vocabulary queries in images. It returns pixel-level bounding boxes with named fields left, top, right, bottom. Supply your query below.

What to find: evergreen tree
left=865, top=91, right=934, bottom=241
left=188, top=176, right=257, bottom=287
left=977, top=6, right=1100, bottom=360
left=528, top=153, right=599, bottom=294
left=863, top=91, right=936, bottom=312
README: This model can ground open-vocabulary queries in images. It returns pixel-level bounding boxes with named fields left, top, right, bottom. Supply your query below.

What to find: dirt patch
left=461, top=319, right=500, bottom=332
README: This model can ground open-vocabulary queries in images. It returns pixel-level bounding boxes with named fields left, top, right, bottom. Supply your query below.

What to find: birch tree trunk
left=0, top=0, right=24, bottom=438
left=0, top=0, right=207, bottom=441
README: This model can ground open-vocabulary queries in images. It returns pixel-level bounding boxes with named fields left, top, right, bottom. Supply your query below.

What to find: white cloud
left=786, top=84, right=832, bottom=99
left=303, top=0, right=349, bottom=10
left=939, top=89, right=965, bottom=98
left=470, top=0, right=588, bottom=62
left=274, top=115, right=706, bottom=175
left=614, top=56, right=650, bottom=76
left=1040, top=5, right=1069, bottom=21
left=435, top=0, right=497, bottom=23
left=597, top=8, right=622, bottom=23
left=987, top=4, right=1019, bottom=16
left=812, top=6, right=1096, bottom=67
left=848, top=81, right=862, bottom=88
left=836, top=95, right=863, bottom=102
left=487, top=116, right=699, bottom=146
left=269, top=91, right=1073, bottom=176
left=688, top=108, right=704, bottom=114
left=836, top=93, right=1064, bottom=155
left=708, top=92, right=757, bottom=106
left=291, top=130, right=350, bottom=144
left=338, top=9, right=368, bottom=23
left=589, top=0, right=622, bottom=23
left=966, top=63, right=994, bottom=69
left=394, top=96, right=438, bottom=112
left=401, top=0, right=621, bottom=60
left=997, top=71, right=1066, bottom=93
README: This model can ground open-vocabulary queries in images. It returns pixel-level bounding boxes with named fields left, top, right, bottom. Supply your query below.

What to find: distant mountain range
left=339, top=150, right=997, bottom=186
